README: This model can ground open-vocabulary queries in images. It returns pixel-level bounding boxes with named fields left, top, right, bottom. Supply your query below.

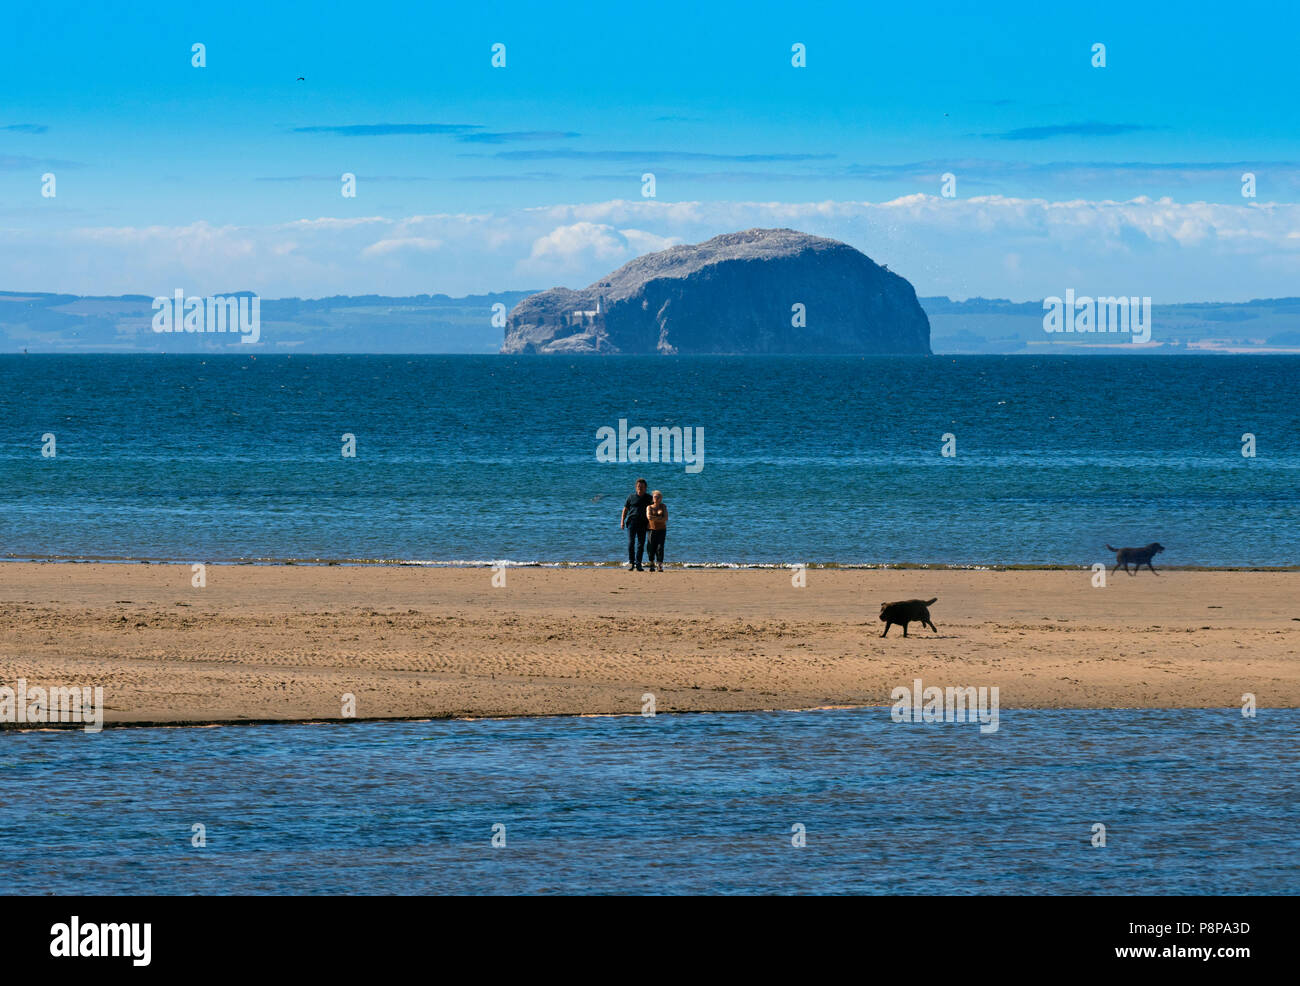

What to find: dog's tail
left=924, top=597, right=937, bottom=605
left=1105, top=545, right=1118, bottom=552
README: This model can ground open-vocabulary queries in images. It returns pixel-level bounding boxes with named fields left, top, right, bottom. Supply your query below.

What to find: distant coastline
left=6, top=291, right=1300, bottom=354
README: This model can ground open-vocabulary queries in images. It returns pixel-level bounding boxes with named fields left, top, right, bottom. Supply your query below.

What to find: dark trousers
left=648, top=529, right=666, bottom=566
left=627, top=525, right=647, bottom=566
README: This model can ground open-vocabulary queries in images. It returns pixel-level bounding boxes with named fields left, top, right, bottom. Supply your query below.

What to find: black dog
left=1106, top=542, right=1165, bottom=576
left=879, top=598, right=938, bottom=637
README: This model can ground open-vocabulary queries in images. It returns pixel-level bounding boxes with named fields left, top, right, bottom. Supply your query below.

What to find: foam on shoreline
left=2, top=555, right=1296, bottom=571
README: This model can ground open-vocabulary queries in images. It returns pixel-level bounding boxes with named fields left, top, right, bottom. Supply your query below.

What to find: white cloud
left=361, top=236, right=444, bottom=257
left=516, top=221, right=679, bottom=280
left=527, top=222, right=631, bottom=263
left=4, top=196, right=1299, bottom=300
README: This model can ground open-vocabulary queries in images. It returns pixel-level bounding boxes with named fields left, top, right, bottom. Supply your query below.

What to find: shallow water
left=1, top=708, right=1294, bottom=895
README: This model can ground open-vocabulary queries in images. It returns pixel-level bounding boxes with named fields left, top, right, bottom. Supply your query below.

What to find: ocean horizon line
left=6, top=350, right=1300, bottom=358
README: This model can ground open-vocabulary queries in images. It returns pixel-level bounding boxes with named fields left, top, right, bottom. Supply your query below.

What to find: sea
left=2, top=709, right=1295, bottom=895
left=1, top=354, right=1297, bottom=896
left=1, top=354, right=1297, bottom=567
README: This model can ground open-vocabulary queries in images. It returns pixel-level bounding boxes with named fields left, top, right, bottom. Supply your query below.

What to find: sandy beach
left=1, top=563, right=1297, bottom=726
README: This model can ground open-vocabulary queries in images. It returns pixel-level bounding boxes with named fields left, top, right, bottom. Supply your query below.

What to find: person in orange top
left=645, top=490, right=668, bottom=572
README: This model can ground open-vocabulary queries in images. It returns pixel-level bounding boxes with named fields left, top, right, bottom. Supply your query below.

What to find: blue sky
left=4, top=0, right=1300, bottom=300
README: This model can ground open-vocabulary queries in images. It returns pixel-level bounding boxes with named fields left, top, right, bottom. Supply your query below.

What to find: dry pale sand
left=1, top=563, right=1297, bottom=726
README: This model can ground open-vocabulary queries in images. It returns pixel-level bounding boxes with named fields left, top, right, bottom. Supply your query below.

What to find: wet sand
left=1, top=563, right=1297, bottom=725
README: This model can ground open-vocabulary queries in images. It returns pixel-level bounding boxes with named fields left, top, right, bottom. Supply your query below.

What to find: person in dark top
left=620, top=478, right=653, bottom=572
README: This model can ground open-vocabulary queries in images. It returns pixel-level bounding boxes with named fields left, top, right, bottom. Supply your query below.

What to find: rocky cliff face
left=501, top=228, right=931, bottom=354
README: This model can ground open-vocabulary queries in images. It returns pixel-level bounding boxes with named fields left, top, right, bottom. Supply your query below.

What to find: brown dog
left=879, top=597, right=938, bottom=637
left=1107, top=542, right=1164, bottom=576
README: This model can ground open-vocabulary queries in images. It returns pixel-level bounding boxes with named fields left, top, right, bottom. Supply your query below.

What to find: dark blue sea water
left=1, top=354, right=1297, bottom=566
left=1, top=709, right=1294, bottom=895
